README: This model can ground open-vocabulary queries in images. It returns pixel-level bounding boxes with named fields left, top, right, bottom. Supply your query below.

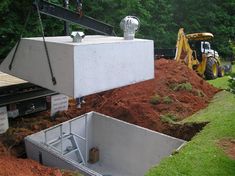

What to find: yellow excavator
left=174, top=28, right=224, bottom=79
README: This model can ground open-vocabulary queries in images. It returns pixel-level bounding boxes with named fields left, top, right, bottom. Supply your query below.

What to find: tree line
left=0, top=0, right=234, bottom=59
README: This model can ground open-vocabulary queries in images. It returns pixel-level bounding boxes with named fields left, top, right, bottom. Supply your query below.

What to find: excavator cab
left=187, top=32, right=215, bottom=61
left=188, top=40, right=203, bottom=62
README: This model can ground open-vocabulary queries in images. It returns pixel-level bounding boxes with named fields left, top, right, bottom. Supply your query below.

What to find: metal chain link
left=9, top=1, right=57, bottom=85
left=9, top=8, right=32, bottom=70
left=35, top=2, right=57, bottom=85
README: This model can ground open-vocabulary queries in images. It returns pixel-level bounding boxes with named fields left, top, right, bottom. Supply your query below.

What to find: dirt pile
left=0, top=156, right=62, bottom=176
left=4, top=59, right=219, bottom=142
left=218, top=138, right=235, bottom=160
left=79, top=59, right=219, bottom=137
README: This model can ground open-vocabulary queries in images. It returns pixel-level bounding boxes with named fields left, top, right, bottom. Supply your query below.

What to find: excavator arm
left=174, top=28, right=199, bottom=69
left=174, top=28, right=208, bottom=76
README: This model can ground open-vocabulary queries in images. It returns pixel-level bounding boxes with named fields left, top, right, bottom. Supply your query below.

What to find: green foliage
left=194, top=89, right=206, bottom=97
left=172, top=0, right=235, bottom=59
left=171, top=82, right=193, bottom=91
left=0, top=0, right=234, bottom=59
left=0, top=0, right=64, bottom=59
left=149, top=94, right=161, bottom=105
left=150, top=95, right=174, bottom=105
left=162, top=96, right=173, bottom=104
left=61, top=169, right=83, bottom=176
left=228, top=76, right=235, bottom=93
left=160, top=114, right=177, bottom=123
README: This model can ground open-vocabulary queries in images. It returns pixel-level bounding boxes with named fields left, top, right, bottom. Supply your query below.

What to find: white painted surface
left=50, top=94, right=69, bottom=116
left=89, top=113, right=185, bottom=176
left=0, top=106, right=9, bottom=134
left=25, top=112, right=185, bottom=176
left=0, top=36, right=154, bottom=98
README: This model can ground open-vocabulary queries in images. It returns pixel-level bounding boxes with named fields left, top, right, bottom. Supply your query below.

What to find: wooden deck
left=0, top=72, right=26, bottom=87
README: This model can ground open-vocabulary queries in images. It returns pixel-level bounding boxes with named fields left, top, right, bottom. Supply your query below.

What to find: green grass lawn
left=208, top=64, right=235, bottom=90
left=146, top=66, right=235, bottom=176
left=208, top=76, right=231, bottom=89
left=146, top=90, right=235, bottom=176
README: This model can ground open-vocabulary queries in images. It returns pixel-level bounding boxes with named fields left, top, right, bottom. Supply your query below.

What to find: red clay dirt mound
left=0, top=156, right=62, bottom=176
left=77, top=59, right=219, bottom=135
left=7, top=59, right=219, bottom=141
left=2, top=59, right=219, bottom=143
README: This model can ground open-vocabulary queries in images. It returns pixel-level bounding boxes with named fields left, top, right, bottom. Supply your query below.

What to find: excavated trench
left=163, top=122, right=209, bottom=141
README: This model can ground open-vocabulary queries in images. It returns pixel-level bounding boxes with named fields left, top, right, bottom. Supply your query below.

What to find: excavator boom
left=174, top=28, right=199, bottom=69
left=33, top=0, right=115, bottom=36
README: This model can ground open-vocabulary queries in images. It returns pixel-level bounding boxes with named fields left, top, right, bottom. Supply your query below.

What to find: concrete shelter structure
left=0, top=36, right=154, bottom=98
left=25, top=112, right=185, bottom=176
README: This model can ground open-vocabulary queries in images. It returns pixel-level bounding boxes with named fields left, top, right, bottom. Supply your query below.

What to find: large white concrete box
left=25, top=112, right=185, bottom=176
left=0, top=36, right=154, bottom=98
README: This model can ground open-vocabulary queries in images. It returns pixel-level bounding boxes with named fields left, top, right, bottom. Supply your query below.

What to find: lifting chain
left=9, top=8, right=32, bottom=70
left=35, top=1, right=57, bottom=85
left=9, top=1, right=57, bottom=85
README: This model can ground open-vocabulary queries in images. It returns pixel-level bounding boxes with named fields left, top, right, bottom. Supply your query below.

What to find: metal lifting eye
left=70, top=31, right=85, bottom=43
left=120, top=16, right=140, bottom=40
